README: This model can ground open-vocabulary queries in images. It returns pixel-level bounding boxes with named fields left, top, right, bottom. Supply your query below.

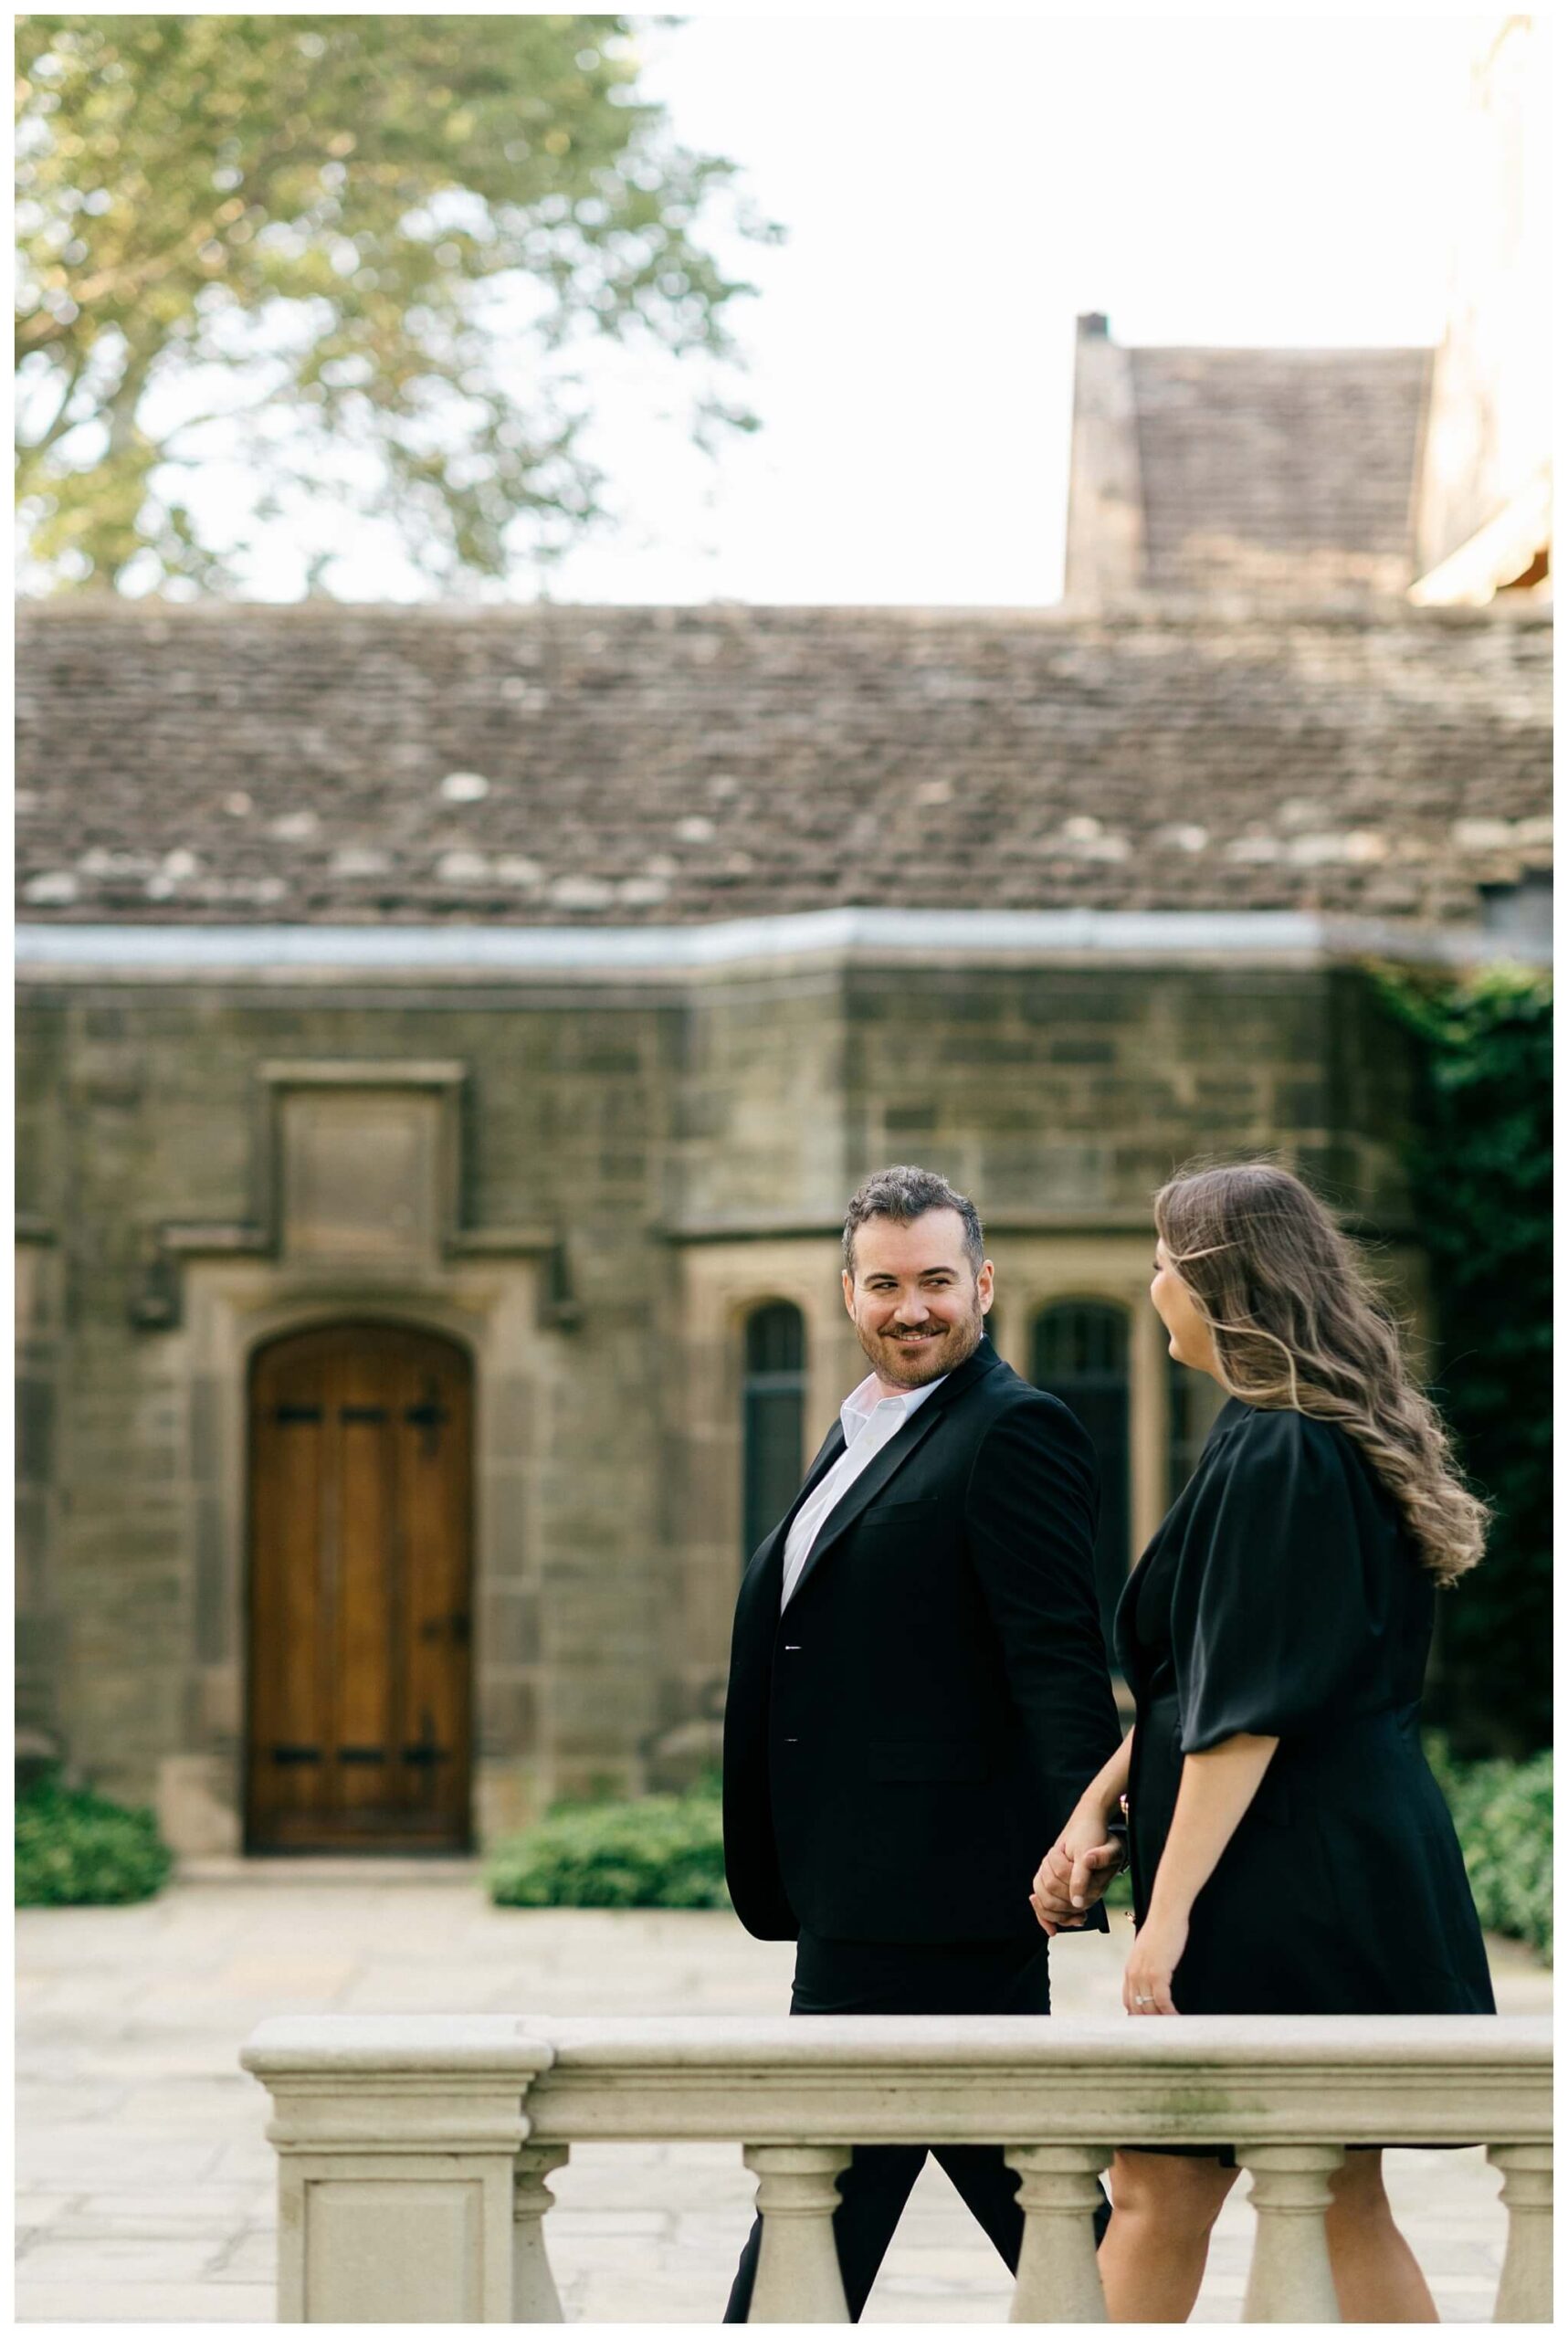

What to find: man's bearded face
left=843, top=1208, right=993, bottom=1388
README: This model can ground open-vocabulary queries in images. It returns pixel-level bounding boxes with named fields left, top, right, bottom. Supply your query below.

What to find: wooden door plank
left=247, top=1322, right=473, bottom=1853
left=248, top=1341, right=331, bottom=1837
left=333, top=1338, right=399, bottom=1817
left=396, top=1343, right=473, bottom=1845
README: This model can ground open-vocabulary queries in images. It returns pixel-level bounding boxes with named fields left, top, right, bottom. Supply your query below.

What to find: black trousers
left=722, top=1930, right=1107, bottom=2323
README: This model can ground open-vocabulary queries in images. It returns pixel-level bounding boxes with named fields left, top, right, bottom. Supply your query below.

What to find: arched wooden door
left=246, top=1324, right=473, bottom=1852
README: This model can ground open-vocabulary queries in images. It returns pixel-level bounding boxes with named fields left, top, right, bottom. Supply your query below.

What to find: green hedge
left=1425, top=1737, right=1552, bottom=1965
left=484, top=1746, right=1551, bottom=1968
left=487, top=1783, right=729, bottom=1910
left=16, top=1774, right=174, bottom=1907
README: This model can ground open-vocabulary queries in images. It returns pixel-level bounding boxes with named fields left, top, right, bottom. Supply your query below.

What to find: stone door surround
left=142, top=1058, right=563, bottom=1856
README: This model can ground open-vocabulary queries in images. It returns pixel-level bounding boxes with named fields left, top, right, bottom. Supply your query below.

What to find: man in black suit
left=721, top=1164, right=1125, bottom=2322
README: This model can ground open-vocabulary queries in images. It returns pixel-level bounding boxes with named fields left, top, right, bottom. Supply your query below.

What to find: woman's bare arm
left=1123, top=1732, right=1279, bottom=2012
left=1147, top=1733, right=1279, bottom=1922
left=1077, top=1728, right=1133, bottom=1826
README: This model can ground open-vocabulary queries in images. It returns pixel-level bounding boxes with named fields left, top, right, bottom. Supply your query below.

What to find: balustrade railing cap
left=241, top=2014, right=557, bottom=2075
left=240, top=2011, right=1550, bottom=2077
left=533, top=2013, right=1549, bottom=2068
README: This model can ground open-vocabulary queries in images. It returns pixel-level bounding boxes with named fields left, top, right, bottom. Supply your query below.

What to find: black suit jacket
left=722, top=1335, right=1123, bottom=1943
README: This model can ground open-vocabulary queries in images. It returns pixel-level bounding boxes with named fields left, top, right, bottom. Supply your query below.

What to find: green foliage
left=16, top=1772, right=174, bottom=1906
left=1426, top=1736, right=1552, bottom=1965
left=487, top=1780, right=729, bottom=1910
left=1373, top=966, right=1552, bottom=1754
left=16, top=15, right=773, bottom=594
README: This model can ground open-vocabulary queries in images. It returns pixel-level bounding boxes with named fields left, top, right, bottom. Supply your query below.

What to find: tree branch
left=157, top=390, right=290, bottom=450
left=17, top=347, right=90, bottom=459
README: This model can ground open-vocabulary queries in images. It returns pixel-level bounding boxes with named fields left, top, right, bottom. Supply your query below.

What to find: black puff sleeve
left=1171, top=1407, right=1388, bottom=1753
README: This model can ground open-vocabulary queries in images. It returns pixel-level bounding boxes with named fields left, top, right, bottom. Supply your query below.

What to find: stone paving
left=16, top=1865, right=1552, bottom=2324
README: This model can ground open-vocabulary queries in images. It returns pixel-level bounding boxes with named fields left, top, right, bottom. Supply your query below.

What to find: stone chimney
left=1062, top=313, right=1146, bottom=607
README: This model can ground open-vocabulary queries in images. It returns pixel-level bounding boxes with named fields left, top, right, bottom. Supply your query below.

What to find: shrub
left=487, top=1784, right=729, bottom=1910
left=1102, top=1860, right=1133, bottom=1911
left=1426, top=1736, right=1552, bottom=1965
left=16, top=1773, right=174, bottom=1907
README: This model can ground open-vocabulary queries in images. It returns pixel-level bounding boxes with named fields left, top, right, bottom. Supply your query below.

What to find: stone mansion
left=14, top=23, right=1552, bottom=1856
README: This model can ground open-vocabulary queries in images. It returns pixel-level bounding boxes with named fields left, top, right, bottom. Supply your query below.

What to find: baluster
left=1006, top=2143, right=1111, bottom=2323
left=512, top=2143, right=569, bottom=2323
left=1238, top=2143, right=1344, bottom=2322
left=1489, top=2142, right=1552, bottom=2323
left=742, top=2143, right=852, bottom=2323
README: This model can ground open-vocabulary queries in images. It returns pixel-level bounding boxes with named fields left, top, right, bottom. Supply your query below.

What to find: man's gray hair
left=842, top=1164, right=985, bottom=1275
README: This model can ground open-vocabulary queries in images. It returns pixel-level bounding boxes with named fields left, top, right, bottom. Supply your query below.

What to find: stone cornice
left=15, top=909, right=1549, bottom=985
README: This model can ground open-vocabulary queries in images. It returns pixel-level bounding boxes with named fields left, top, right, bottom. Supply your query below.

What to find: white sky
left=227, top=13, right=1489, bottom=606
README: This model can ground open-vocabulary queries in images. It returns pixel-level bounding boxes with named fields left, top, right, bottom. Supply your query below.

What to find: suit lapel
left=800, top=1419, right=848, bottom=1497
left=740, top=1417, right=847, bottom=1606
left=785, top=1402, right=942, bottom=1609
left=785, top=1337, right=1005, bottom=1608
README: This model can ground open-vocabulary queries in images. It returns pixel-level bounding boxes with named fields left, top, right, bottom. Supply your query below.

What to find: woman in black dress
left=1029, top=1161, right=1494, bottom=2322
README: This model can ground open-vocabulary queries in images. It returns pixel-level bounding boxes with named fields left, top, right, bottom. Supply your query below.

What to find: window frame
left=739, top=1297, right=808, bottom=1565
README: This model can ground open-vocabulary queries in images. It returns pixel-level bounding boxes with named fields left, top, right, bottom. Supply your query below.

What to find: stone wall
left=16, top=952, right=1427, bottom=1848
left=839, top=963, right=1406, bottom=1221
left=15, top=1233, right=63, bottom=1768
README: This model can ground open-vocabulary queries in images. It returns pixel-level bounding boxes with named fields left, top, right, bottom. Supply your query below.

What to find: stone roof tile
left=1131, top=348, right=1432, bottom=596
left=15, top=602, right=1550, bottom=929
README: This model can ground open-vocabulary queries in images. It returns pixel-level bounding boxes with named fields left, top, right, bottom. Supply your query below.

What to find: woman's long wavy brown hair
left=1155, top=1160, right=1487, bottom=1585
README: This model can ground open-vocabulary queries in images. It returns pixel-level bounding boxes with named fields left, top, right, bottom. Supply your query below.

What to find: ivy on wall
left=1373, top=964, right=1552, bottom=1755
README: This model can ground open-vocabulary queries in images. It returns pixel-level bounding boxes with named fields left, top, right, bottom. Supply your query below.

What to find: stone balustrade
left=241, top=2012, right=1551, bottom=2325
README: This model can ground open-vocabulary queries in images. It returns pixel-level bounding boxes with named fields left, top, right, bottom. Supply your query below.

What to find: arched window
left=742, top=1301, right=806, bottom=1564
left=1032, top=1301, right=1131, bottom=1651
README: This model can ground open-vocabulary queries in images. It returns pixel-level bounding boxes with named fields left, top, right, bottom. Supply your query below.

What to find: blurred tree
left=16, top=15, right=773, bottom=595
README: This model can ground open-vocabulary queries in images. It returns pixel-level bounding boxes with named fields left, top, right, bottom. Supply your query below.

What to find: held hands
left=1028, top=1807, right=1128, bottom=1937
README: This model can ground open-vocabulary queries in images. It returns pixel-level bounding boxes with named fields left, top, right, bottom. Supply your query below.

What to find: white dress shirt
left=779, top=1369, right=948, bottom=1610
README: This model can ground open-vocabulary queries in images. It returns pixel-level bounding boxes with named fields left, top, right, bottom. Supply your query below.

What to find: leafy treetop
left=16, top=14, right=773, bottom=595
